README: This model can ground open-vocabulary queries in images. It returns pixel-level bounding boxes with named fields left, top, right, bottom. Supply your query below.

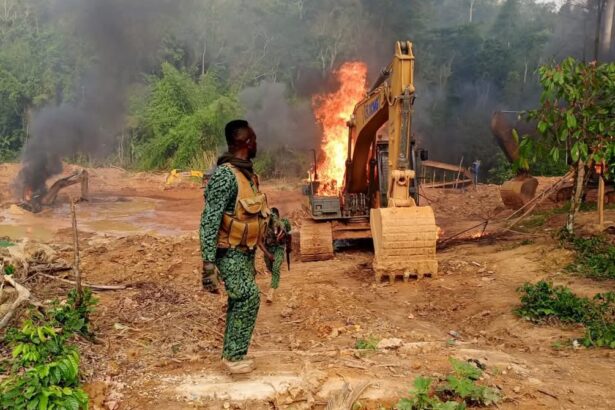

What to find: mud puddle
left=0, top=196, right=195, bottom=240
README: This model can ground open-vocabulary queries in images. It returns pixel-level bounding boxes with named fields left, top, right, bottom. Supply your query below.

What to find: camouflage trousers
left=216, top=249, right=260, bottom=362
left=265, top=246, right=284, bottom=289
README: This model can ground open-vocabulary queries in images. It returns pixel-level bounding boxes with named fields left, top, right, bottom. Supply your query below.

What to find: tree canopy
left=0, top=0, right=612, bottom=173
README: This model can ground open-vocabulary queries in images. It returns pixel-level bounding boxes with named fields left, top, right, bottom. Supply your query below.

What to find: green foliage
left=441, top=359, right=500, bottom=406
left=355, top=336, right=379, bottom=350
left=0, top=289, right=98, bottom=410
left=135, top=63, right=241, bottom=170
left=516, top=280, right=615, bottom=348
left=486, top=153, right=514, bottom=185
left=0, top=0, right=88, bottom=160
left=50, top=289, right=98, bottom=337
left=3, top=264, right=15, bottom=276
left=518, top=58, right=615, bottom=233
left=516, top=280, right=595, bottom=324
left=516, top=204, right=568, bottom=231
left=521, top=58, right=615, bottom=174
left=565, top=236, right=615, bottom=280
left=396, top=358, right=500, bottom=409
left=396, top=376, right=463, bottom=410
left=0, top=240, right=15, bottom=248
left=254, top=148, right=311, bottom=179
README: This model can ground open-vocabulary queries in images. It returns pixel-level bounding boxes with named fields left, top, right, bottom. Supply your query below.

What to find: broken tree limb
left=27, top=263, right=72, bottom=275
left=0, top=275, right=31, bottom=330
left=38, top=272, right=127, bottom=291
left=325, top=381, right=371, bottom=410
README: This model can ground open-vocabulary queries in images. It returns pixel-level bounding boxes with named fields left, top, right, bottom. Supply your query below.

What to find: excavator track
left=299, top=219, right=334, bottom=262
left=370, top=206, right=438, bottom=282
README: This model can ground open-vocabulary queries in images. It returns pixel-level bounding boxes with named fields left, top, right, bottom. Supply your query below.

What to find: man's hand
left=202, top=261, right=220, bottom=294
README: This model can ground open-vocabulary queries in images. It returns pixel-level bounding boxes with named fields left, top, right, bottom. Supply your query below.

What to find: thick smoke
left=14, top=0, right=176, bottom=197
left=239, top=82, right=319, bottom=151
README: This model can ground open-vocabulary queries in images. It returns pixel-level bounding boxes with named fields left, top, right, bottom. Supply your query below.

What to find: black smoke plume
left=239, top=81, right=319, bottom=150
left=14, top=0, right=176, bottom=198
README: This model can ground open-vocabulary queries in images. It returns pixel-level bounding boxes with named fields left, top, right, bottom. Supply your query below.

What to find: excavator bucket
left=500, top=175, right=538, bottom=210
left=370, top=205, right=438, bottom=282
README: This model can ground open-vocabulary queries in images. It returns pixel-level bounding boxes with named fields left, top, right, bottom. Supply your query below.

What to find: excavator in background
left=18, top=169, right=89, bottom=213
left=300, top=41, right=438, bottom=282
left=490, top=111, right=539, bottom=209
left=491, top=111, right=614, bottom=208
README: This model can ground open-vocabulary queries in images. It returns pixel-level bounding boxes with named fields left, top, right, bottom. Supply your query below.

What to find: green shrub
left=354, top=336, right=379, bottom=350
left=135, top=63, right=241, bottom=170
left=396, top=358, right=500, bottom=410
left=516, top=280, right=615, bottom=348
left=1, top=289, right=98, bottom=410
left=566, top=236, right=615, bottom=280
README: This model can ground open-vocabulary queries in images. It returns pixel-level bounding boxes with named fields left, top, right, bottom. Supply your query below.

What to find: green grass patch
left=516, top=280, right=615, bottom=348
left=578, top=202, right=615, bottom=212
left=565, top=235, right=615, bottom=280
left=0, top=239, right=14, bottom=248
left=355, top=336, right=379, bottom=350
left=3, top=264, right=15, bottom=275
left=518, top=204, right=568, bottom=231
left=396, top=358, right=501, bottom=409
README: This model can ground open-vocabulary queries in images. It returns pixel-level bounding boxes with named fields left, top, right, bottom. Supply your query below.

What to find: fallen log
left=38, top=273, right=127, bottom=291
left=0, top=274, right=31, bottom=330
left=28, top=263, right=72, bottom=275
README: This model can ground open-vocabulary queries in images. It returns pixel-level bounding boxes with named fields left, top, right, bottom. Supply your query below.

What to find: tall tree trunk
left=201, top=40, right=207, bottom=77
left=469, top=0, right=476, bottom=23
left=594, top=0, right=605, bottom=61
left=600, top=0, right=615, bottom=59
left=566, top=160, right=587, bottom=234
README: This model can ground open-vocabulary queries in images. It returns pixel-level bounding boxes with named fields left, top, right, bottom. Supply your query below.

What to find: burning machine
left=301, top=41, right=438, bottom=281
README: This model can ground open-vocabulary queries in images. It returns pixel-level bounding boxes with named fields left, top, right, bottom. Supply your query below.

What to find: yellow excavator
left=300, top=41, right=438, bottom=281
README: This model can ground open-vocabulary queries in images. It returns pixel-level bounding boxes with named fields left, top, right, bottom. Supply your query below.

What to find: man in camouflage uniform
left=263, top=207, right=291, bottom=304
left=200, top=120, right=268, bottom=374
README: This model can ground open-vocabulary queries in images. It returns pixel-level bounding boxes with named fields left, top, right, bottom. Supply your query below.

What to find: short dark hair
left=271, top=207, right=280, bottom=216
left=225, top=120, right=250, bottom=148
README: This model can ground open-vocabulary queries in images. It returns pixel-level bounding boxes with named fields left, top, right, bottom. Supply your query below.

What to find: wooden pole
left=598, top=167, right=605, bottom=229
left=71, top=199, right=83, bottom=306
left=454, top=156, right=464, bottom=189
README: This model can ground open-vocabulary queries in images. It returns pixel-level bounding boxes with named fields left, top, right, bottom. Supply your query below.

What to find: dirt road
left=1, top=163, right=614, bottom=409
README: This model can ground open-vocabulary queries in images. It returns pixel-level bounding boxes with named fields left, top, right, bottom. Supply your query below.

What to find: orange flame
left=312, top=62, right=367, bottom=194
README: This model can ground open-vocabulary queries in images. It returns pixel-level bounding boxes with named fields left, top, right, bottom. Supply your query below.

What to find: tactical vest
left=217, top=164, right=269, bottom=251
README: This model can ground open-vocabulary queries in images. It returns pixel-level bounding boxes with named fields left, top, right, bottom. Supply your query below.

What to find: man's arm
left=199, top=166, right=237, bottom=262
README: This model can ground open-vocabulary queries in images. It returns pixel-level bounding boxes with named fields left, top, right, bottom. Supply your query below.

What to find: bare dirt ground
left=1, top=163, right=615, bottom=410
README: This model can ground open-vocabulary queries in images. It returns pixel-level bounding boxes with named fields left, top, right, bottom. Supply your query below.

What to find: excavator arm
left=346, top=41, right=416, bottom=202
left=346, top=41, right=438, bottom=280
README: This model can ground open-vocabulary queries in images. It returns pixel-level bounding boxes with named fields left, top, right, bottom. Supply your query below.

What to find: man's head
left=271, top=207, right=280, bottom=217
left=225, top=120, right=257, bottom=160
